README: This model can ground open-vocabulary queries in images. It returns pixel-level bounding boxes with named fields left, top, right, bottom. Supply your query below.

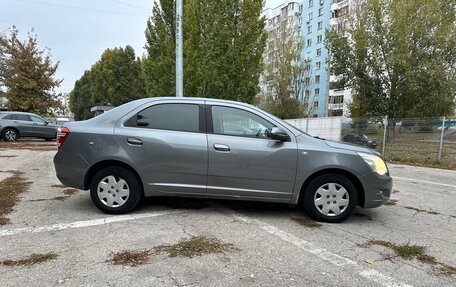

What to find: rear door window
left=1, top=114, right=14, bottom=120
left=126, top=104, right=200, bottom=133
left=15, top=114, right=31, bottom=121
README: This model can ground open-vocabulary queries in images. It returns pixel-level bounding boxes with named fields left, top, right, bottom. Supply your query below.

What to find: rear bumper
left=53, top=151, right=89, bottom=190
left=360, top=172, right=393, bottom=208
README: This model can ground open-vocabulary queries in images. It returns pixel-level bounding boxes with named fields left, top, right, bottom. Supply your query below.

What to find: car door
left=206, top=104, right=298, bottom=202
left=30, top=115, right=53, bottom=138
left=114, top=100, right=208, bottom=196
left=13, top=114, right=34, bottom=136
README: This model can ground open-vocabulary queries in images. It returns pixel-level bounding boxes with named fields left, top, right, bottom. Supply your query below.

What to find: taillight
left=57, top=127, right=70, bottom=150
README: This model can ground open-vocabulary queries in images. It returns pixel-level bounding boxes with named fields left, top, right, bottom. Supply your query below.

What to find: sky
left=1, top=0, right=284, bottom=94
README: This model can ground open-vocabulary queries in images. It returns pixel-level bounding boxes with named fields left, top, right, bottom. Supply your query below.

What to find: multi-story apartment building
left=261, top=0, right=353, bottom=117
left=260, top=0, right=301, bottom=98
left=298, top=0, right=353, bottom=117
left=328, top=0, right=352, bottom=116
left=298, top=0, right=332, bottom=117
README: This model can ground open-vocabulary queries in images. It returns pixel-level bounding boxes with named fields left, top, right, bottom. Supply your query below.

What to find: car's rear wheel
left=2, top=128, right=18, bottom=141
left=90, top=166, right=142, bottom=214
left=303, top=174, right=357, bottom=223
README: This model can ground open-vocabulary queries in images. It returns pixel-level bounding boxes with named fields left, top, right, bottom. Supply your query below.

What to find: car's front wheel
left=303, top=174, right=357, bottom=223
left=2, top=128, right=18, bottom=141
left=90, top=166, right=142, bottom=214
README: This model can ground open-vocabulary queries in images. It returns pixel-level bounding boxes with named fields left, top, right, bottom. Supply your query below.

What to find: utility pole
left=176, top=0, right=183, bottom=97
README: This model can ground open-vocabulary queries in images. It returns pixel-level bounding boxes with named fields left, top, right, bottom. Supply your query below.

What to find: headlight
left=357, top=152, right=388, bottom=175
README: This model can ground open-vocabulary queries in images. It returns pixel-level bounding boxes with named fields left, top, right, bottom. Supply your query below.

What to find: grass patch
left=107, top=250, right=151, bottom=267
left=360, top=240, right=456, bottom=277
left=384, top=199, right=398, bottom=206
left=404, top=206, right=440, bottom=215
left=292, top=217, right=322, bottom=228
left=0, top=141, right=56, bottom=151
left=154, top=236, right=238, bottom=258
left=0, top=252, right=58, bottom=266
left=0, top=170, right=32, bottom=225
left=63, top=188, right=78, bottom=195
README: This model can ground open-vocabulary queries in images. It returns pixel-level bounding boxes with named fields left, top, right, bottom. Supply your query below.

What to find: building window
left=318, top=8, right=323, bottom=16
left=318, top=21, right=323, bottom=30
left=305, top=90, right=310, bottom=98
left=316, top=48, right=321, bottom=56
left=308, top=12, right=313, bottom=21
left=299, top=4, right=303, bottom=12
left=313, top=101, right=319, bottom=108
left=329, top=95, right=344, bottom=104
left=307, top=25, right=312, bottom=34
left=309, top=0, right=313, bottom=8
left=305, top=77, right=310, bottom=85
left=317, top=35, right=322, bottom=43
left=313, top=114, right=319, bottom=118
left=316, top=61, right=321, bottom=69
left=315, top=75, right=320, bottom=83
left=315, top=88, right=320, bottom=95
left=305, top=64, right=311, bottom=71
left=307, top=39, right=312, bottom=46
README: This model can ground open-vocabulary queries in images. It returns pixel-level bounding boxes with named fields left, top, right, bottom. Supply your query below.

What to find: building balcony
left=331, top=0, right=349, bottom=11
left=328, top=103, right=344, bottom=110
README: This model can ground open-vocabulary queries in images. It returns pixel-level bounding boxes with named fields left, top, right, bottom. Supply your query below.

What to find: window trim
left=206, top=105, right=279, bottom=140
left=123, top=103, right=205, bottom=134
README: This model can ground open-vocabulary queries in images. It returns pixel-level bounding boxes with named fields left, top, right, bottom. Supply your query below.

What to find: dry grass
left=404, top=206, right=440, bottom=215
left=384, top=199, right=398, bottom=206
left=107, top=250, right=151, bottom=267
left=292, top=217, right=322, bottom=228
left=63, top=188, right=78, bottom=195
left=0, top=170, right=32, bottom=225
left=360, top=240, right=456, bottom=277
left=154, top=236, right=238, bottom=258
left=0, top=141, right=56, bottom=151
left=51, top=184, right=66, bottom=188
left=0, top=252, right=58, bottom=266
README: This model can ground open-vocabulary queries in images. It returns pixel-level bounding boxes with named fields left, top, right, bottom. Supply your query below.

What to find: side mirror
left=270, top=127, right=290, bottom=142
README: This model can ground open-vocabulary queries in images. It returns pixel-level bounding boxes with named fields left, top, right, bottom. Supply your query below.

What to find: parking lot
left=0, top=142, right=455, bottom=287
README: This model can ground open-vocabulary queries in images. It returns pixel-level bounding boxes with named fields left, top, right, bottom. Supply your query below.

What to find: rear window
left=15, top=114, right=31, bottom=121
left=125, top=103, right=200, bottom=133
left=1, top=114, right=14, bottom=120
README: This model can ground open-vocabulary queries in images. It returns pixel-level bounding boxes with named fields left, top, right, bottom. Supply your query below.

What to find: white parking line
left=393, top=176, right=456, bottom=189
left=0, top=210, right=177, bottom=237
left=223, top=208, right=413, bottom=287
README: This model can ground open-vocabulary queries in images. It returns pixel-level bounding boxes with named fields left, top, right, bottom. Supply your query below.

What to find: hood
left=323, top=139, right=379, bottom=155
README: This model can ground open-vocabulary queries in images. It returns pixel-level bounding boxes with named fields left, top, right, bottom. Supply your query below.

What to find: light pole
left=176, top=0, right=183, bottom=97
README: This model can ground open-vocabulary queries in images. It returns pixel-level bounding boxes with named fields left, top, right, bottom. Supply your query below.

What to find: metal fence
left=342, top=116, right=456, bottom=167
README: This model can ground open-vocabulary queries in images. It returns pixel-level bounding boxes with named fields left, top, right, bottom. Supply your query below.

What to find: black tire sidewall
left=3, top=128, right=18, bottom=141
left=303, top=174, right=358, bottom=223
left=90, top=167, right=142, bottom=214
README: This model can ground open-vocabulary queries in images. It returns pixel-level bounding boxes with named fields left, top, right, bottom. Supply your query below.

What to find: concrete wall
left=286, top=116, right=342, bottom=141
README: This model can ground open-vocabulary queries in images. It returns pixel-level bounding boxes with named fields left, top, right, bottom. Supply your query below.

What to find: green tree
left=69, top=46, right=145, bottom=120
left=143, top=0, right=266, bottom=103
left=0, top=27, right=62, bottom=115
left=257, top=17, right=306, bottom=119
left=142, top=0, right=176, bottom=96
left=326, top=0, right=455, bottom=119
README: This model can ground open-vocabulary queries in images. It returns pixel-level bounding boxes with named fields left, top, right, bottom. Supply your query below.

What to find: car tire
left=90, top=166, right=142, bottom=214
left=2, top=128, right=18, bottom=141
left=302, top=174, right=357, bottom=223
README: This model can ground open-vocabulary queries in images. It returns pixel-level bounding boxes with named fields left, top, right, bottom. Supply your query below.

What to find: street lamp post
left=176, top=0, right=183, bottom=97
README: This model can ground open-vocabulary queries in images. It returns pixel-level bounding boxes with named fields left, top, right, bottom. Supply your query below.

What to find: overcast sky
left=2, top=0, right=283, bottom=93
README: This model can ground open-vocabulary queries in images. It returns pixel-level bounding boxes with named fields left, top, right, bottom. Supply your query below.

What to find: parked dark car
left=0, top=111, right=60, bottom=141
left=342, top=133, right=378, bottom=148
left=54, top=98, right=392, bottom=223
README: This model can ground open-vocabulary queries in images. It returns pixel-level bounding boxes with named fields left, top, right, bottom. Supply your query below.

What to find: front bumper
left=53, top=151, right=89, bottom=190
left=360, top=171, right=393, bottom=208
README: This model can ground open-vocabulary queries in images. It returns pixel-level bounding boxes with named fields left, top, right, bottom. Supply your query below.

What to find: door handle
left=126, top=137, right=143, bottom=146
left=213, top=143, right=230, bottom=152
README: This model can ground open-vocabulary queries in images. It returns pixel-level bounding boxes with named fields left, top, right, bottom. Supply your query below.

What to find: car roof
left=0, top=111, right=36, bottom=115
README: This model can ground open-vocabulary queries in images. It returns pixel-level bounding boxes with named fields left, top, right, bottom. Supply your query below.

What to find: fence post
left=438, top=116, right=446, bottom=161
left=382, top=115, right=388, bottom=157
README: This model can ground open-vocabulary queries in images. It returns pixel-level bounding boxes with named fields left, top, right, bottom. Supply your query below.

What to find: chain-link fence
left=342, top=117, right=456, bottom=168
